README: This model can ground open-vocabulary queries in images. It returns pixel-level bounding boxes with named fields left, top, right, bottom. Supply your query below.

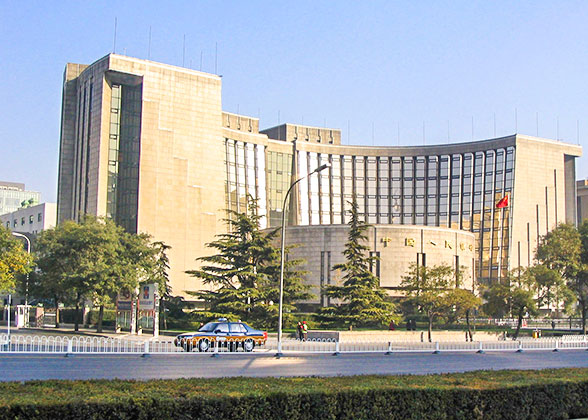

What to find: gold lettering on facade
left=381, top=237, right=392, bottom=247
left=460, top=243, right=465, bottom=251
left=468, top=244, right=474, bottom=251
left=444, top=240, right=452, bottom=249
left=405, top=238, right=415, bottom=247
left=429, top=240, right=437, bottom=246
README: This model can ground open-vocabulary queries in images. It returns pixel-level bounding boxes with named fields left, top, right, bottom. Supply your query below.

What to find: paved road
left=1, top=350, right=587, bottom=382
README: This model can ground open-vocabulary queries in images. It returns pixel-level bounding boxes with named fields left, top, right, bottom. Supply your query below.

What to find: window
left=21, top=217, right=25, bottom=226
left=416, top=157, right=426, bottom=178
left=440, top=156, right=449, bottom=177
left=403, top=157, right=413, bottom=178
left=216, top=323, right=229, bottom=333
left=13, top=220, right=17, bottom=228
left=428, top=156, right=438, bottom=177
left=229, top=323, right=246, bottom=333
left=29, top=215, right=33, bottom=224
left=391, top=158, right=401, bottom=178
left=451, top=155, right=461, bottom=177
left=38, top=213, right=42, bottom=222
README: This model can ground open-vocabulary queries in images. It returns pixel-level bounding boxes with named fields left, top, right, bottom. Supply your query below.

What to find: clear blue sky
left=2, top=1, right=588, bottom=203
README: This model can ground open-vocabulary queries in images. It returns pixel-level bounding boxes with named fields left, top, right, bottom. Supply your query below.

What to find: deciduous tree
left=0, top=225, right=33, bottom=293
left=445, top=288, right=482, bottom=341
left=34, top=217, right=170, bottom=332
left=401, top=263, right=455, bottom=342
left=574, top=221, right=588, bottom=334
left=482, top=268, right=538, bottom=339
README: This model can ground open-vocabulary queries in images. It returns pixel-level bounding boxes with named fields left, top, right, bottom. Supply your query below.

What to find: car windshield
left=198, top=322, right=219, bottom=332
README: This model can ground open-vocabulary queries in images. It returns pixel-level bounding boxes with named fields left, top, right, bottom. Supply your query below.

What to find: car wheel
left=243, top=338, right=254, bottom=352
left=198, top=339, right=211, bottom=352
left=182, top=340, right=194, bottom=352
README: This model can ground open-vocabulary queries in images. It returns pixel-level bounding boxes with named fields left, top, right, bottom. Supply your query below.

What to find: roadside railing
left=469, top=317, right=584, bottom=330
left=1, top=334, right=587, bottom=356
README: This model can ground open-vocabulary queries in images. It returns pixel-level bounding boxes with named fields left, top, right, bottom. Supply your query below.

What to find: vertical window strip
left=83, top=78, right=93, bottom=215
left=256, top=145, right=267, bottom=229
left=298, top=151, right=309, bottom=225
left=106, top=84, right=121, bottom=220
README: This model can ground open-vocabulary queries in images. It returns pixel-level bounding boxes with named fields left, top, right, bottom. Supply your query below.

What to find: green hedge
left=57, top=309, right=116, bottom=327
left=0, top=369, right=587, bottom=419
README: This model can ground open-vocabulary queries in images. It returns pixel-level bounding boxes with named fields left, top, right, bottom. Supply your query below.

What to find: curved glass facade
left=224, top=134, right=516, bottom=283
left=295, top=147, right=515, bottom=283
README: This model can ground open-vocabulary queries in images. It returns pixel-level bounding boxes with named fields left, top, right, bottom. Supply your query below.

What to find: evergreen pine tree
left=319, top=199, right=394, bottom=328
left=187, top=196, right=312, bottom=329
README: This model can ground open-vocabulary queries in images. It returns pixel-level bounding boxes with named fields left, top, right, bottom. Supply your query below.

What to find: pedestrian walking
left=296, top=322, right=303, bottom=340
left=388, top=320, right=396, bottom=331
left=302, top=321, right=308, bottom=341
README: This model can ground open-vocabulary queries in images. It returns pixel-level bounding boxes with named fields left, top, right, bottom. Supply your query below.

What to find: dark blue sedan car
left=174, top=319, right=267, bottom=352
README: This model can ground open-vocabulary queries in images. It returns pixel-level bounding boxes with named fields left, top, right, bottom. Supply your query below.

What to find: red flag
left=496, top=195, right=508, bottom=209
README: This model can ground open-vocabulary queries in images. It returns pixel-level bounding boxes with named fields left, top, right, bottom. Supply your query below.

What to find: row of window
left=4, top=213, right=43, bottom=228
left=225, top=139, right=267, bottom=228
left=297, top=149, right=514, bottom=227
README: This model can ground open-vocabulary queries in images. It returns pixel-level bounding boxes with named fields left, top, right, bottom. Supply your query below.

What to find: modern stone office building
left=57, top=54, right=582, bottom=302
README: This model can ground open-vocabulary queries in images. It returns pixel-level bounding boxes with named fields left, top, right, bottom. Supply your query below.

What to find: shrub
left=0, top=369, right=587, bottom=419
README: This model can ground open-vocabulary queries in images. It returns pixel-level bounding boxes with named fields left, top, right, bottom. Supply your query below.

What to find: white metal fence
left=1, top=334, right=587, bottom=356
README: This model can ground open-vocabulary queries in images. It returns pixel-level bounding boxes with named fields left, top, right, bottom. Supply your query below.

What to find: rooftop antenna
left=215, top=42, right=218, bottom=74
left=471, top=116, right=474, bottom=140
left=113, top=17, right=117, bottom=53
left=422, top=121, right=426, bottom=145
left=347, top=119, right=350, bottom=145
left=182, top=34, right=186, bottom=67
left=148, top=26, right=152, bottom=60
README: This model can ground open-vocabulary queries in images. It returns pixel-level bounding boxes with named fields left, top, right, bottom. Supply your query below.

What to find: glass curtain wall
left=296, top=146, right=515, bottom=283
left=106, top=83, right=142, bottom=233
left=225, top=138, right=268, bottom=229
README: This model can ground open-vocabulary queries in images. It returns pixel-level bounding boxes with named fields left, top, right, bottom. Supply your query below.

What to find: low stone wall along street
left=307, top=330, right=503, bottom=342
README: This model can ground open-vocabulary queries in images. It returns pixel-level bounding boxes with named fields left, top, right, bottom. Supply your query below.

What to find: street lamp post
left=10, top=232, right=31, bottom=336
left=276, top=162, right=330, bottom=357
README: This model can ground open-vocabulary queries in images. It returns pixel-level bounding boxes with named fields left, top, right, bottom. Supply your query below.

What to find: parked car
left=174, top=319, right=267, bottom=352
